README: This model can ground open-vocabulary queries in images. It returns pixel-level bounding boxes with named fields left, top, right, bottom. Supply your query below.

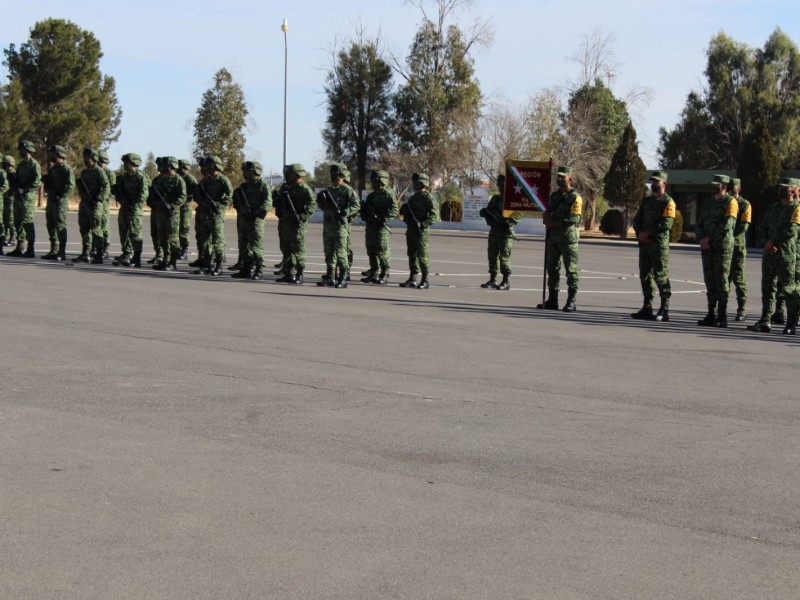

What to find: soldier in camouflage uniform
left=189, top=158, right=209, bottom=269
left=630, top=170, right=676, bottom=322
left=1, top=156, right=13, bottom=248
left=98, top=149, right=115, bottom=259
left=537, top=165, right=582, bottom=312
left=0, top=156, right=9, bottom=254
left=41, top=145, right=75, bottom=261
left=480, top=174, right=520, bottom=291
left=768, top=178, right=800, bottom=334
left=73, top=147, right=110, bottom=264
left=696, top=174, right=738, bottom=327
left=399, top=172, right=439, bottom=289
left=273, top=163, right=316, bottom=284
left=193, top=155, right=232, bottom=276
left=149, top=156, right=187, bottom=272
left=8, top=140, right=42, bottom=258
left=360, top=170, right=399, bottom=285
left=728, top=178, right=751, bottom=321
left=315, top=163, right=360, bottom=288
left=177, top=159, right=196, bottom=260
left=146, top=157, right=165, bottom=265
left=112, top=153, right=150, bottom=268
left=231, top=161, right=272, bottom=280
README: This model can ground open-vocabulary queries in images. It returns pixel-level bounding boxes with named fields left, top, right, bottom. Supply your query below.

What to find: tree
left=3, top=18, right=121, bottom=165
left=392, top=0, right=492, bottom=185
left=143, top=152, right=158, bottom=183
left=738, top=118, right=782, bottom=213
left=323, top=26, right=394, bottom=195
left=0, top=79, right=32, bottom=158
left=193, top=67, right=248, bottom=186
left=603, top=121, right=646, bottom=238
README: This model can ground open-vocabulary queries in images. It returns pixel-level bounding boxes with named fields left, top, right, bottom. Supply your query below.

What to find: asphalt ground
left=1, top=211, right=799, bottom=599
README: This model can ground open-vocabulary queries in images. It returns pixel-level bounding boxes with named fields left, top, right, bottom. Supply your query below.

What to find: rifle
left=237, top=188, right=254, bottom=218
left=319, top=189, right=346, bottom=225
left=280, top=189, right=300, bottom=222
left=150, top=181, right=174, bottom=214
left=9, top=172, right=24, bottom=205
left=77, top=176, right=98, bottom=205
left=113, top=179, right=132, bottom=214
left=481, top=204, right=518, bottom=240
left=362, top=199, right=391, bottom=234
left=403, top=202, right=422, bottom=231
left=196, top=181, right=221, bottom=215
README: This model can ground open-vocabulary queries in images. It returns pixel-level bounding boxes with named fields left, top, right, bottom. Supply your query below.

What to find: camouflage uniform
left=194, top=156, right=233, bottom=276
left=631, top=171, right=675, bottom=321
left=42, top=145, right=75, bottom=261
left=10, top=141, right=42, bottom=257
left=775, top=190, right=800, bottom=334
left=274, top=163, right=316, bottom=284
left=149, top=157, right=187, bottom=271
left=729, top=179, right=751, bottom=320
left=316, top=163, right=360, bottom=288
left=99, top=150, right=115, bottom=258
left=540, top=166, right=582, bottom=311
left=1, top=156, right=13, bottom=247
left=0, top=160, right=8, bottom=252
left=112, top=153, right=149, bottom=267
left=178, top=159, right=197, bottom=259
left=360, top=170, right=399, bottom=284
left=231, top=161, right=273, bottom=279
left=696, top=174, right=738, bottom=326
left=399, top=172, right=439, bottom=289
left=75, top=148, right=110, bottom=263
left=146, top=157, right=164, bottom=264
left=480, top=174, right=520, bottom=290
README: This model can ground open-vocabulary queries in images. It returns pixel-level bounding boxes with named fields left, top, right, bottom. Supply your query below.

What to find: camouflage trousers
left=283, top=219, right=308, bottom=273
left=545, top=236, right=579, bottom=294
left=77, top=200, right=104, bottom=254
left=487, top=228, right=513, bottom=277
left=638, top=241, right=671, bottom=308
left=156, top=206, right=181, bottom=262
left=235, top=213, right=246, bottom=265
left=405, top=226, right=430, bottom=275
left=101, top=199, right=110, bottom=245
left=179, top=203, right=192, bottom=251
left=700, top=243, right=733, bottom=310
left=150, top=208, right=160, bottom=256
left=277, top=218, right=290, bottom=266
left=365, top=223, right=391, bottom=272
left=118, top=208, right=143, bottom=256
left=3, top=193, right=13, bottom=240
left=729, top=240, right=747, bottom=307
left=759, top=254, right=780, bottom=320
left=241, top=216, right=266, bottom=268
left=346, top=222, right=354, bottom=269
left=322, top=220, right=349, bottom=274
left=777, top=245, right=800, bottom=314
left=196, top=208, right=226, bottom=262
left=14, top=195, right=36, bottom=247
left=45, top=197, right=68, bottom=249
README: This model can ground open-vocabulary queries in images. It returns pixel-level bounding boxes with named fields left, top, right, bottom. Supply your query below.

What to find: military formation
left=3, top=138, right=800, bottom=334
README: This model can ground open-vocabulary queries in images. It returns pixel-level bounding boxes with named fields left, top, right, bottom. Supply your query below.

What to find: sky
left=3, top=0, right=800, bottom=173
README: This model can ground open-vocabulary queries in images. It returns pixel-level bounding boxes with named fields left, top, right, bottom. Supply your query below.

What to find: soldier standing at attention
left=177, top=159, right=197, bottom=260
left=696, top=174, right=738, bottom=327
left=399, top=172, right=439, bottom=289
left=630, top=170, right=676, bottom=322
left=728, top=177, right=751, bottom=321
left=41, top=145, right=75, bottom=261
left=768, top=178, right=800, bottom=334
left=150, top=156, right=187, bottom=272
left=193, top=156, right=232, bottom=276
left=147, top=157, right=165, bottom=266
left=274, top=163, right=315, bottom=284
left=112, top=153, right=149, bottom=268
left=231, top=161, right=272, bottom=280
left=0, top=155, right=9, bottom=254
left=8, top=140, right=42, bottom=258
left=189, top=158, right=209, bottom=269
left=1, top=156, right=14, bottom=248
left=74, top=147, right=109, bottom=264
left=316, top=163, right=360, bottom=288
left=480, top=173, right=519, bottom=291
left=98, top=149, right=115, bottom=259
left=537, top=165, right=582, bottom=312
left=360, top=170, right=399, bottom=285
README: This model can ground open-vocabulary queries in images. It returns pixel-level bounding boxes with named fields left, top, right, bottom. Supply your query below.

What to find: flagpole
left=540, top=158, right=554, bottom=309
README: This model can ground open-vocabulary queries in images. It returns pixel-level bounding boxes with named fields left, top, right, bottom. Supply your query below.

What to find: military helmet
left=97, top=149, right=110, bottom=164
left=48, top=145, right=68, bottom=159
left=330, top=162, right=350, bottom=180
left=2, top=155, right=16, bottom=167
left=242, top=160, right=263, bottom=175
left=155, top=156, right=164, bottom=166
left=163, top=156, right=179, bottom=170
left=284, top=163, right=308, bottom=178
left=123, top=153, right=142, bottom=167
left=412, top=172, right=430, bottom=187
left=18, top=140, right=35, bottom=153
left=207, top=155, right=225, bottom=171
left=178, top=159, right=192, bottom=170
left=83, top=147, right=99, bottom=161
left=370, top=170, right=391, bottom=186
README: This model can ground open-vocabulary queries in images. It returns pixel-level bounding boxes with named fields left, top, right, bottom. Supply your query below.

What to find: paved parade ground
left=2, top=212, right=799, bottom=599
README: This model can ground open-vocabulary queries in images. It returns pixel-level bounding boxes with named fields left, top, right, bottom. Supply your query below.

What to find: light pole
left=281, top=18, right=288, bottom=170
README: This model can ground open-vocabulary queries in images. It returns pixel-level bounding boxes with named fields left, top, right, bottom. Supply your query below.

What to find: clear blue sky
left=3, top=0, right=799, bottom=173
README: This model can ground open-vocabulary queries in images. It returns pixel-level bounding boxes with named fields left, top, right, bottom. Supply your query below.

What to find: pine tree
left=603, top=122, right=646, bottom=238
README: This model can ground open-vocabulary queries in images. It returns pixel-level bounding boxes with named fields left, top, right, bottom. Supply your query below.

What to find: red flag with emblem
left=504, top=159, right=553, bottom=212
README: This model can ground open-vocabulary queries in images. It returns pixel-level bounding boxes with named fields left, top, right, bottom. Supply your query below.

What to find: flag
left=504, top=159, right=552, bottom=212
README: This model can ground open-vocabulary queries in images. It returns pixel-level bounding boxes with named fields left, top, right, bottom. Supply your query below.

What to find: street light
left=281, top=18, right=288, bottom=171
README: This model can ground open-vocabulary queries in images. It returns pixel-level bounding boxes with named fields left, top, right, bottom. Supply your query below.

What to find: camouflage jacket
left=547, top=188, right=582, bottom=242
left=235, top=178, right=273, bottom=220
left=695, top=193, right=737, bottom=247
left=115, top=170, right=150, bottom=212
left=318, top=183, right=360, bottom=225
left=361, top=188, right=399, bottom=228
left=45, top=163, right=75, bottom=202
left=632, top=193, right=675, bottom=245
left=402, top=191, right=440, bottom=231
left=77, top=165, right=110, bottom=204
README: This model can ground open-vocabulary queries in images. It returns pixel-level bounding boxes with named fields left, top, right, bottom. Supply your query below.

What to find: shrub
left=600, top=209, right=624, bottom=236
left=440, top=199, right=463, bottom=222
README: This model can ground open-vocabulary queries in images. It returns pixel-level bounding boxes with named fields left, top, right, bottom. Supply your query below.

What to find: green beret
left=48, top=145, right=68, bottom=159
left=97, top=149, right=110, bottom=163
left=370, top=170, right=391, bottom=186
left=284, top=163, right=307, bottom=178
left=18, top=140, right=35, bottom=153
left=710, top=174, right=730, bottom=185
left=178, top=159, right=192, bottom=170
left=730, top=178, right=741, bottom=186
left=557, top=166, right=573, bottom=176
left=242, top=160, right=263, bottom=175
left=412, top=172, right=430, bottom=187
left=650, top=170, right=668, bottom=182
left=2, top=155, right=16, bottom=167
left=83, top=147, right=99, bottom=161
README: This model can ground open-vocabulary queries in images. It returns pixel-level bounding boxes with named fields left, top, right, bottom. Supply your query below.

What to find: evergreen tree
left=0, top=79, right=32, bottom=158
left=603, top=121, right=646, bottom=238
left=738, top=118, right=782, bottom=212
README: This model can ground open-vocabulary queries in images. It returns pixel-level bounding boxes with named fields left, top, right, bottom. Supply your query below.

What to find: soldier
left=189, top=158, right=209, bottom=269
left=630, top=170, right=676, bottom=321
left=0, top=155, right=8, bottom=254
left=1, top=156, right=14, bottom=248
left=193, top=155, right=232, bottom=276
left=146, top=157, right=165, bottom=266
left=316, top=163, right=360, bottom=288
left=177, top=159, right=197, bottom=260
left=399, top=172, right=439, bottom=289
left=231, top=161, right=272, bottom=280
left=273, top=163, right=315, bottom=284
left=766, top=178, right=800, bottom=334
left=98, top=149, right=116, bottom=259
left=479, top=173, right=520, bottom=290
left=696, top=174, right=738, bottom=327
left=728, top=177, right=751, bottom=321
left=112, top=153, right=149, bottom=268
left=74, top=147, right=110, bottom=264
left=360, top=170, right=399, bottom=284
left=8, top=140, right=42, bottom=258
left=149, top=156, right=186, bottom=271
left=537, top=165, right=582, bottom=312
left=41, top=145, right=75, bottom=261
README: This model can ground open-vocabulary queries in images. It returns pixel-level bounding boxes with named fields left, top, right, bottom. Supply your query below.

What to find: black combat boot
left=496, top=275, right=510, bottom=291
left=91, top=239, right=104, bottom=264
left=7, top=242, right=23, bottom=257
left=747, top=318, right=772, bottom=333
left=562, top=292, right=577, bottom=313
left=715, top=302, right=728, bottom=328
left=147, top=252, right=162, bottom=265
left=377, top=269, right=389, bottom=285
left=334, top=273, right=347, bottom=288
left=293, top=268, right=304, bottom=284
left=631, top=306, right=654, bottom=320
left=132, top=241, right=143, bottom=268
left=782, top=306, right=799, bottom=335
left=360, top=269, right=378, bottom=283
left=697, top=302, right=717, bottom=326
left=399, top=274, right=418, bottom=288
left=735, top=299, right=746, bottom=321
left=417, top=274, right=429, bottom=290
left=179, top=246, right=188, bottom=261
left=193, top=257, right=209, bottom=275
left=72, top=244, right=91, bottom=263
left=481, top=276, right=497, bottom=289
left=208, top=256, right=223, bottom=276
left=232, top=263, right=252, bottom=278
left=250, top=265, right=263, bottom=280
left=771, top=303, right=785, bottom=325
left=102, top=241, right=110, bottom=259
left=55, top=231, right=67, bottom=261
left=316, top=268, right=334, bottom=286
left=22, top=225, right=35, bottom=257
left=41, top=240, right=57, bottom=260
left=536, top=290, right=559, bottom=310
left=0, top=237, right=4, bottom=255
left=654, top=303, right=669, bottom=322
left=228, top=260, right=242, bottom=271
left=188, top=257, right=203, bottom=268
